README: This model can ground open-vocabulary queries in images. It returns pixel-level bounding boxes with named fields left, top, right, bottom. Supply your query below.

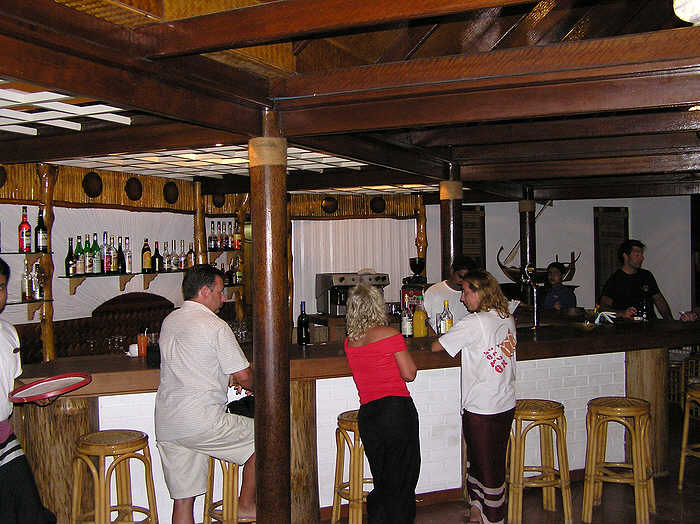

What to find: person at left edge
left=155, top=264, right=255, bottom=524
left=0, top=257, right=57, bottom=524
left=344, top=284, right=421, bottom=524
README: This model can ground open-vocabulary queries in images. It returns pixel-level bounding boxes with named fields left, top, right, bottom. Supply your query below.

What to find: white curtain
left=291, top=217, right=417, bottom=317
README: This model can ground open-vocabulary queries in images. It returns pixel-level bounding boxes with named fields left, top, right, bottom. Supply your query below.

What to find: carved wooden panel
left=462, top=205, right=485, bottom=269
left=594, top=206, right=629, bottom=301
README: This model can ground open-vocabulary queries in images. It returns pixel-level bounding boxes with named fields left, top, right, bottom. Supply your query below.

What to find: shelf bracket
left=143, top=273, right=158, bottom=290
left=27, top=301, right=42, bottom=321
left=68, top=276, right=87, bottom=296
left=119, top=274, right=136, bottom=291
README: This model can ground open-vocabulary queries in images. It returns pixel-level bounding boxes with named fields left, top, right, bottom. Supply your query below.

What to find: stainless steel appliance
left=315, top=272, right=390, bottom=316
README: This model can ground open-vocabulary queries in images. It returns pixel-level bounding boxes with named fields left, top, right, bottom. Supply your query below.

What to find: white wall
left=425, top=196, right=693, bottom=316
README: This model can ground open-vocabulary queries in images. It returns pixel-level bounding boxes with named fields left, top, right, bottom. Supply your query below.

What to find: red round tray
left=9, top=372, right=92, bottom=403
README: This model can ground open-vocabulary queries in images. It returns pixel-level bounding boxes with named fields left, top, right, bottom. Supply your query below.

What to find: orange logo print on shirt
left=484, top=330, right=516, bottom=374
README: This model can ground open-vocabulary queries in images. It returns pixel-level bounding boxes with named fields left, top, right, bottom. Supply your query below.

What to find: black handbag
left=226, top=395, right=254, bottom=418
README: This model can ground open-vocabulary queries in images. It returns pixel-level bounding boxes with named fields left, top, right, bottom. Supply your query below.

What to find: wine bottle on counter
left=84, top=232, right=94, bottom=274
left=18, top=206, right=31, bottom=252
left=92, top=233, right=102, bottom=274
left=74, top=235, right=85, bottom=275
left=35, top=208, right=48, bottom=253
left=187, top=243, right=195, bottom=268
left=153, top=241, right=163, bottom=273
left=124, top=236, right=133, bottom=273
left=117, top=236, right=126, bottom=273
left=141, top=238, right=152, bottom=273
left=65, top=237, right=75, bottom=277
left=208, top=222, right=217, bottom=251
left=297, top=301, right=310, bottom=346
left=401, top=296, right=413, bottom=338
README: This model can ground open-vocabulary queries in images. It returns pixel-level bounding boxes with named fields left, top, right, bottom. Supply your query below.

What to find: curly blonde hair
left=345, top=284, right=388, bottom=341
left=465, top=270, right=510, bottom=318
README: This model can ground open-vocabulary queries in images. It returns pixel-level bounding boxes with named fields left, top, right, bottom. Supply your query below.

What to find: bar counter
left=16, top=319, right=700, bottom=524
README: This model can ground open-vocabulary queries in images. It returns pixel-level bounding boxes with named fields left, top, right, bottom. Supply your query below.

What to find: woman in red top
left=344, top=284, right=420, bottom=524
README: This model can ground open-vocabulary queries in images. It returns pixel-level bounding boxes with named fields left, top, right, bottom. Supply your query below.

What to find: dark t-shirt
left=542, top=285, right=577, bottom=311
left=600, top=268, right=660, bottom=316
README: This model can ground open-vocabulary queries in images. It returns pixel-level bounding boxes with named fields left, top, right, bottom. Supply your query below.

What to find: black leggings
left=358, top=396, right=421, bottom=524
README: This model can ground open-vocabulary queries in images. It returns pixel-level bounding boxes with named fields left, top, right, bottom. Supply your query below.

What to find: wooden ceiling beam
left=135, top=0, right=534, bottom=58
left=0, top=0, right=269, bottom=108
left=290, top=135, right=447, bottom=179
left=0, top=32, right=261, bottom=136
left=0, top=122, right=246, bottom=164
left=272, top=27, right=700, bottom=103
left=408, top=111, right=700, bottom=146
left=459, top=152, right=700, bottom=181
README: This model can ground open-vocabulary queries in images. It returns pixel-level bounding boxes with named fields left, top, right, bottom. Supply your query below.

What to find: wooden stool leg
left=593, top=418, right=608, bottom=506
left=141, top=446, right=159, bottom=524
left=71, top=456, right=84, bottom=524
left=631, top=417, right=649, bottom=524
left=678, top=392, right=692, bottom=491
left=349, top=433, right=363, bottom=524
left=642, top=415, right=656, bottom=514
left=582, top=410, right=598, bottom=523
left=555, top=415, right=573, bottom=524
left=540, top=423, right=556, bottom=512
left=509, top=418, right=525, bottom=524
left=203, top=457, right=215, bottom=524
left=331, top=428, right=345, bottom=524
left=114, top=454, right=134, bottom=522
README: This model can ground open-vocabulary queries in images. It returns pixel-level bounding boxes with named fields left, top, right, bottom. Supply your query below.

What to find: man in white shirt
left=155, top=265, right=255, bottom=524
left=0, top=257, right=56, bottom=524
left=423, top=255, right=476, bottom=333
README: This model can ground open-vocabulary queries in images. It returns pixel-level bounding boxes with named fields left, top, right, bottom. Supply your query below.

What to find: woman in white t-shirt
left=431, top=270, right=516, bottom=524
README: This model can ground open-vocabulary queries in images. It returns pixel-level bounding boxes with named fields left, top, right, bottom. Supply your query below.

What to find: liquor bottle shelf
left=6, top=298, right=53, bottom=321
left=59, top=270, right=188, bottom=294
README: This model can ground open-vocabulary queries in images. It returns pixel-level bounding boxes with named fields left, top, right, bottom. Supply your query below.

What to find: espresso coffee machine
left=315, top=272, right=390, bottom=316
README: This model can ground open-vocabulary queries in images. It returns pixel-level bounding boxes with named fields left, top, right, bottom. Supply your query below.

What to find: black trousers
left=358, top=396, right=421, bottom=524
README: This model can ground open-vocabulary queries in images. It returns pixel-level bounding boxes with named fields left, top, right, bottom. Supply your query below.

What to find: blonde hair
left=464, top=270, right=510, bottom=318
left=345, top=284, right=388, bottom=341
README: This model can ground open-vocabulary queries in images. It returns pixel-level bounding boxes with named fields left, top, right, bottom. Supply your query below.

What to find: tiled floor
left=324, top=406, right=700, bottom=523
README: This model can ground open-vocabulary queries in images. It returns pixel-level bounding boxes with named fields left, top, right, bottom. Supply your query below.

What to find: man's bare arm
left=652, top=293, right=673, bottom=320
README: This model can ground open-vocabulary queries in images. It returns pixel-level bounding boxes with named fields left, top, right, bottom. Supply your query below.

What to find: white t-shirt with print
left=423, top=280, right=469, bottom=331
left=438, top=309, right=516, bottom=415
left=1, top=319, right=21, bottom=421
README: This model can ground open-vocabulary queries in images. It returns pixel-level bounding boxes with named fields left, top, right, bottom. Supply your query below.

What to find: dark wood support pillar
left=36, top=163, right=56, bottom=362
left=194, top=180, right=207, bottom=265
left=249, top=109, right=291, bottom=523
left=439, top=163, right=463, bottom=280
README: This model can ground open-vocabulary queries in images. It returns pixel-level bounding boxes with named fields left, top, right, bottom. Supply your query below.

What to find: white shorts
left=157, top=413, right=254, bottom=500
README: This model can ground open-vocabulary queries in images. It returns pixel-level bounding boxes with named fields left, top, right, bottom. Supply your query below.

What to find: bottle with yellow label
left=412, top=295, right=428, bottom=338
left=438, top=299, right=453, bottom=334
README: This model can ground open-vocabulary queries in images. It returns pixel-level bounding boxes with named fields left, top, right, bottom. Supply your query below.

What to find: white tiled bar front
left=97, top=351, right=626, bottom=518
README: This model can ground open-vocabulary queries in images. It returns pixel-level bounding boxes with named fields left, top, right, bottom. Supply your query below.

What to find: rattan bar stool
left=203, top=457, right=255, bottom=524
left=331, top=410, right=373, bottom=524
left=582, top=396, right=655, bottom=524
left=71, top=429, right=158, bottom=524
left=678, top=383, right=700, bottom=490
left=507, top=399, right=573, bottom=524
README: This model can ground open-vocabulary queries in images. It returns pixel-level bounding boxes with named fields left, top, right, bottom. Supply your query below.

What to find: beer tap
left=521, top=263, right=539, bottom=329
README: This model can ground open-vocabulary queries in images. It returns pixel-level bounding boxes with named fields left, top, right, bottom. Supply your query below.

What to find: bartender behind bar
left=423, top=255, right=477, bottom=334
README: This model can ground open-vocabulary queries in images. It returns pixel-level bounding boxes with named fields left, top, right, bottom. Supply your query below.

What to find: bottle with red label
left=18, top=206, right=32, bottom=252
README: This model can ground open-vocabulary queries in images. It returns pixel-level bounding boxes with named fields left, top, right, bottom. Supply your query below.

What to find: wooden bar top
left=19, top=320, right=700, bottom=398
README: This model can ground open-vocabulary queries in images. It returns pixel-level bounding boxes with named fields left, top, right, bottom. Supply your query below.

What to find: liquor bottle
left=401, top=296, right=413, bottom=338
left=74, top=235, right=85, bottom=275
left=179, top=240, right=186, bottom=270
left=101, top=231, right=109, bottom=274
left=226, top=261, right=235, bottom=286
left=18, top=206, right=32, bottom=252
left=438, top=299, right=453, bottom=334
left=31, top=261, right=43, bottom=300
left=153, top=241, right=163, bottom=272
left=171, top=240, right=178, bottom=270
left=117, top=236, right=126, bottom=273
left=92, top=233, right=102, bottom=274
left=221, top=223, right=229, bottom=250
left=141, top=238, right=152, bottom=273
left=162, top=240, right=171, bottom=272
left=109, top=235, right=118, bottom=273
left=208, top=222, right=217, bottom=251
left=412, top=296, right=428, bottom=338
left=216, top=221, right=222, bottom=249
left=227, top=221, right=234, bottom=250
left=84, top=232, right=94, bottom=274
left=186, top=242, right=195, bottom=268
left=35, top=208, right=48, bottom=253
left=21, top=258, right=33, bottom=301
left=233, top=220, right=243, bottom=251
left=234, top=254, right=242, bottom=283
left=124, top=236, right=133, bottom=273
left=297, top=301, right=311, bottom=346
left=65, top=237, right=75, bottom=276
